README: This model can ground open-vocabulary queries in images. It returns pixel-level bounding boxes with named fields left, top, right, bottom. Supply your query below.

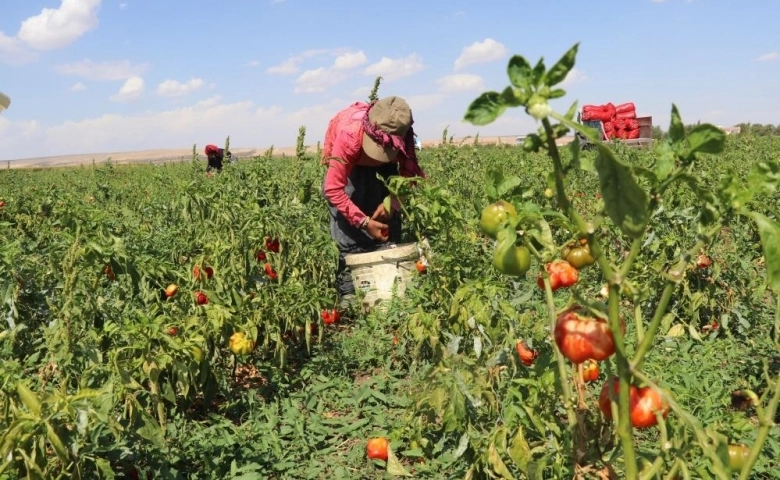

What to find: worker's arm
left=322, top=143, right=367, bottom=228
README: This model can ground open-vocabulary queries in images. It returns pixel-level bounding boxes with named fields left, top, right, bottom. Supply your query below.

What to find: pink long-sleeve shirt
left=322, top=101, right=426, bottom=227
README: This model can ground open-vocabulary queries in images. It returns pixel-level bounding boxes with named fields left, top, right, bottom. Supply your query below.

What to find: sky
left=0, top=0, right=778, bottom=162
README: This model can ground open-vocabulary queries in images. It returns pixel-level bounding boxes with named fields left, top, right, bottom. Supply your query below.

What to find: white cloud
left=244, top=60, right=260, bottom=67
left=436, top=74, right=485, bottom=93
left=651, top=0, right=667, bottom=3
left=267, top=57, right=301, bottom=75
left=55, top=59, right=149, bottom=80
left=405, top=94, right=448, bottom=111
left=266, top=49, right=328, bottom=75
left=294, top=51, right=367, bottom=93
left=156, top=78, right=205, bottom=97
left=110, top=76, right=144, bottom=102
left=363, top=53, right=424, bottom=82
left=454, top=38, right=508, bottom=71
left=0, top=97, right=346, bottom=161
left=119, top=2, right=128, bottom=8
left=352, top=85, right=371, bottom=98
left=756, top=52, right=779, bottom=62
left=70, top=82, right=86, bottom=92
left=333, top=51, right=367, bottom=70
left=17, top=0, right=102, bottom=51
left=0, top=118, right=42, bottom=152
left=271, top=0, right=287, bottom=3
left=295, top=68, right=345, bottom=93
left=0, top=31, right=36, bottom=64
left=560, top=67, right=588, bottom=87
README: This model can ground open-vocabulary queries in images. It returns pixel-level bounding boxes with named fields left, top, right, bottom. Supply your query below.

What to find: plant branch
left=630, top=369, right=731, bottom=479
left=737, top=370, right=780, bottom=480
left=774, top=295, right=780, bottom=348
left=632, top=224, right=722, bottom=369
left=540, top=118, right=617, bottom=283
left=608, top=285, right=639, bottom=479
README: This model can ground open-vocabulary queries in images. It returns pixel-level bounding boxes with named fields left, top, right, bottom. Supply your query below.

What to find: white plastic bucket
left=344, top=242, right=422, bottom=309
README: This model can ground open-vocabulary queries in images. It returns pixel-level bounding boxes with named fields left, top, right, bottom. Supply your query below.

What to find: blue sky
left=0, top=0, right=778, bottom=161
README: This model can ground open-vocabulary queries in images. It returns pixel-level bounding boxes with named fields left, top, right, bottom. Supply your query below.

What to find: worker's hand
left=365, top=219, right=390, bottom=242
left=371, top=203, right=389, bottom=223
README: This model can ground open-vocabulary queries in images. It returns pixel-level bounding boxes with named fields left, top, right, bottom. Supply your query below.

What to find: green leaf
left=135, top=409, right=165, bottom=449
left=497, top=176, right=523, bottom=197
left=508, top=426, right=532, bottom=473
left=578, top=154, right=595, bottom=173
left=94, top=459, right=115, bottom=479
left=668, top=104, right=685, bottom=143
left=507, top=55, right=533, bottom=90
left=524, top=217, right=555, bottom=258
left=522, top=134, right=544, bottom=153
left=386, top=447, right=413, bottom=477
left=551, top=111, right=599, bottom=143
left=685, top=124, right=726, bottom=157
left=749, top=213, right=780, bottom=292
left=653, top=141, right=676, bottom=182
left=548, top=88, right=566, bottom=99
left=717, top=172, right=754, bottom=209
left=546, top=43, right=579, bottom=87
left=633, top=166, right=659, bottom=187
left=45, top=422, right=69, bottom=461
left=464, top=92, right=507, bottom=126
left=595, top=145, right=649, bottom=238
left=500, top=86, right=525, bottom=107
left=748, top=160, right=780, bottom=195
left=564, top=100, right=579, bottom=120
left=532, top=58, right=546, bottom=87
left=16, top=383, right=42, bottom=416
left=488, top=437, right=514, bottom=479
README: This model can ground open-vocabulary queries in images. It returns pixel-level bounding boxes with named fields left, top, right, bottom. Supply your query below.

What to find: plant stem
left=639, top=456, right=666, bottom=480
left=541, top=118, right=617, bottom=284
left=542, top=274, right=577, bottom=425
left=619, top=237, right=644, bottom=279
left=632, top=282, right=675, bottom=370
left=662, top=459, right=683, bottom=480
left=774, top=295, right=780, bottom=347
left=737, top=372, right=780, bottom=480
left=631, top=369, right=731, bottom=479
left=147, top=380, right=166, bottom=430
left=541, top=272, right=581, bottom=468
left=634, top=303, right=645, bottom=345
left=609, top=285, right=639, bottom=479
left=540, top=118, right=631, bottom=472
left=632, top=224, right=722, bottom=369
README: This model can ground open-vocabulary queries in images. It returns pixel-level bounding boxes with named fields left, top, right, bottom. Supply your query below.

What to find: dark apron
left=323, top=163, right=402, bottom=296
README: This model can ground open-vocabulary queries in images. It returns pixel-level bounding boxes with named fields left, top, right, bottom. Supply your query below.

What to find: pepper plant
left=462, top=43, right=780, bottom=479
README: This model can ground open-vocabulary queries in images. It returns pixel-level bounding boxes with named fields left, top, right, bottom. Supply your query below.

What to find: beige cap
left=0, top=92, right=10, bottom=113
left=361, top=96, right=412, bottom=163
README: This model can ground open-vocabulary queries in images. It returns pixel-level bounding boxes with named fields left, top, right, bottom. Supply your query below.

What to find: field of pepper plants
left=2, top=43, right=780, bottom=480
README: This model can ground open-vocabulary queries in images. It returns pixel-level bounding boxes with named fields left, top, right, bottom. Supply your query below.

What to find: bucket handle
left=379, top=255, right=415, bottom=271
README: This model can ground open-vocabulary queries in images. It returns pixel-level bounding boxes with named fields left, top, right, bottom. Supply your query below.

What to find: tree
left=651, top=126, right=666, bottom=140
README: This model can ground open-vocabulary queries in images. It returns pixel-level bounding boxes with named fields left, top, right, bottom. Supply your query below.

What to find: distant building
left=717, top=126, right=742, bottom=135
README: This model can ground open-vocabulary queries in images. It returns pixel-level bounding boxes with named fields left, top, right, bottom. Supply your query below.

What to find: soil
left=3, top=135, right=575, bottom=170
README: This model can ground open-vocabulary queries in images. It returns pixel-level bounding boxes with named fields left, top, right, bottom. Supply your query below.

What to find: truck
left=575, top=103, right=653, bottom=150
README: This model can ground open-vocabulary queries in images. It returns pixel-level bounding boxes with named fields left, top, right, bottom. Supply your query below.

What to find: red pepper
left=264, top=262, right=278, bottom=280
left=537, top=260, right=579, bottom=291
left=265, top=237, right=280, bottom=253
